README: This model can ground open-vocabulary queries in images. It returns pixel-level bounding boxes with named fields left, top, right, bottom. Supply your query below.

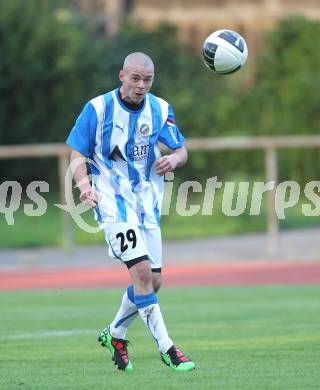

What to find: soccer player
left=66, top=52, right=195, bottom=372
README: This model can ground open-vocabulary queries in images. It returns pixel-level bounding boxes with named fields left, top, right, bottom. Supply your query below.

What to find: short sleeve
left=66, top=102, right=98, bottom=158
left=158, top=105, right=185, bottom=150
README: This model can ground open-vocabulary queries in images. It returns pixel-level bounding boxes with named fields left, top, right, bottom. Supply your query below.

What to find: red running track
left=0, top=261, right=320, bottom=290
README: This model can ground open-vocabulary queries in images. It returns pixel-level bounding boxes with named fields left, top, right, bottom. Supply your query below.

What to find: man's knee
left=129, top=260, right=153, bottom=288
left=136, top=268, right=152, bottom=286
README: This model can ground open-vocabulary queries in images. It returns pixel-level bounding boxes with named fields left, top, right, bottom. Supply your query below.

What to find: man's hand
left=155, top=154, right=179, bottom=175
left=79, top=184, right=101, bottom=208
left=155, top=146, right=188, bottom=175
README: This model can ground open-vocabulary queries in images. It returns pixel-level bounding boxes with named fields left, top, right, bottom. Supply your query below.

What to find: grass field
left=1, top=285, right=320, bottom=389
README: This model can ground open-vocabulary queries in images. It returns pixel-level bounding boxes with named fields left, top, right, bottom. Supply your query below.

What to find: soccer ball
left=202, top=29, right=248, bottom=74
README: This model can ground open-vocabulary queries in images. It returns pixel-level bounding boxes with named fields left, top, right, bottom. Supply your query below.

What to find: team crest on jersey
left=139, top=123, right=151, bottom=136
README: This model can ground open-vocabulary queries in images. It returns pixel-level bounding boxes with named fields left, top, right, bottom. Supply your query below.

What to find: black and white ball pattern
left=202, top=29, right=248, bottom=74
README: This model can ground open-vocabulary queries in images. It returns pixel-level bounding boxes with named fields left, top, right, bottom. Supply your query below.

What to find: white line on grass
left=0, top=329, right=97, bottom=341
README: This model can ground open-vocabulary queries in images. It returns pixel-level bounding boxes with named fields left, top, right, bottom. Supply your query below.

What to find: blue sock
left=127, top=284, right=135, bottom=304
left=134, top=292, right=158, bottom=309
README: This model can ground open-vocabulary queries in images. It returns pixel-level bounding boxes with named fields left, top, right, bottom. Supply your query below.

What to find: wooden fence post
left=58, top=152, right=73, bottom=256
left=265, top=146, right=278, bottom=254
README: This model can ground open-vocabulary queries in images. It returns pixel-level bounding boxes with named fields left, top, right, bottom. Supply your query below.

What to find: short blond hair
left=123, top=52, right=154, bottom=71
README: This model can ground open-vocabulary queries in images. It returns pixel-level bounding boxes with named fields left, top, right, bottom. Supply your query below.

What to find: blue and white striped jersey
left=66, top=88, right=185, bottom=228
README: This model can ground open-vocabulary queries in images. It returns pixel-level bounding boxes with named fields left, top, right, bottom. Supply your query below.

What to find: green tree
left=215, top=17, right=320, bottom=182
left=0, top=0, right=111, bottom=145
left=0, top=0, right=112, bottom=183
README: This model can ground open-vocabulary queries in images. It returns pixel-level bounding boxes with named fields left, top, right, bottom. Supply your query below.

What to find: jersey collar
left=116, top=88, right=146, bottom=114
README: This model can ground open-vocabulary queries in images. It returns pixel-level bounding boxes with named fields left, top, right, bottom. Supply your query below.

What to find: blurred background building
left=77, top=0, right=320, bottom=51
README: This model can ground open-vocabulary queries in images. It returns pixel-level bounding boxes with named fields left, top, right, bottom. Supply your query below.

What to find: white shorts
left=103, top=222, right=162, bottom=270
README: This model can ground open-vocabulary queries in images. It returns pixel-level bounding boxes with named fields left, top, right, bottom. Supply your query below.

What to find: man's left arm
left=155, top=146, right=188, bottom=175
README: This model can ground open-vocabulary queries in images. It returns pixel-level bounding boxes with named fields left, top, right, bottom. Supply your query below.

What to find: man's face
left=119, top=63, right=154, bottom=105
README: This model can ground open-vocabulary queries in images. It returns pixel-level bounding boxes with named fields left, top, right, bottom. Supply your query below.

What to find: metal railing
left=1, top=135, right=320, bottom=252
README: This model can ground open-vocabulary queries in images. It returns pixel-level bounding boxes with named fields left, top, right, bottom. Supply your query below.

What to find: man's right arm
left=70, top=149, right=100, bottom=207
